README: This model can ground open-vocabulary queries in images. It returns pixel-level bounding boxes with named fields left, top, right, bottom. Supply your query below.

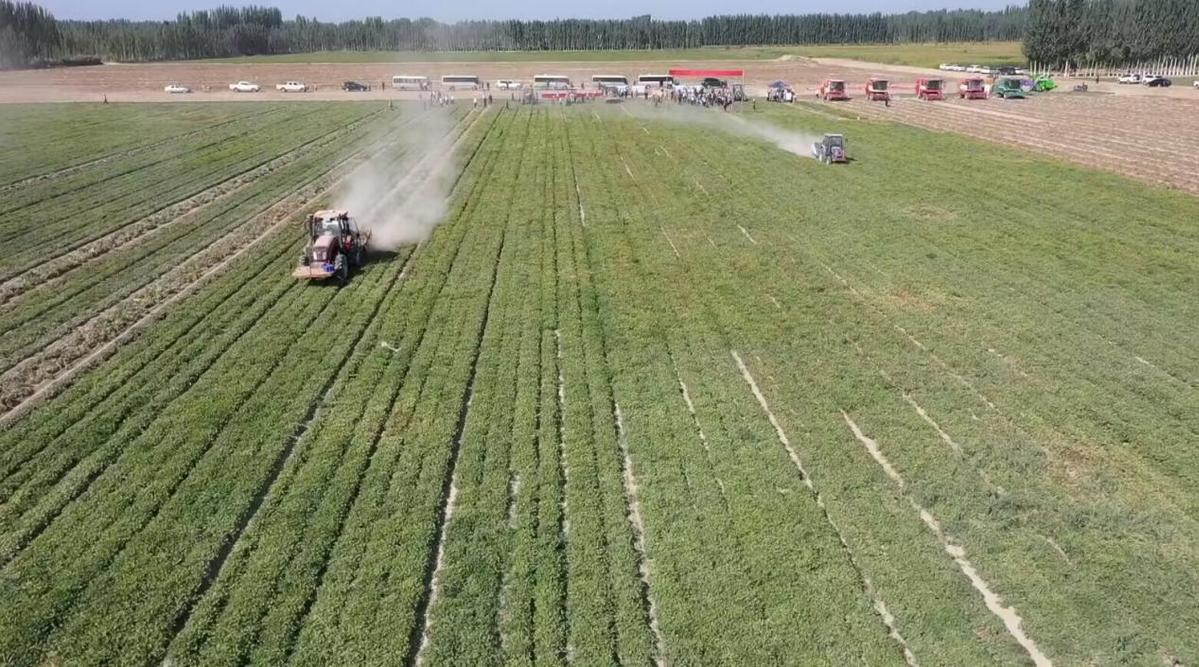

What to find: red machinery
left=958, top=77, right=987, bottom=99
left=864, top=78, right=890, bottom=102
left=294, top=210, right=370, bottom=283
left=915, top=78, right=945, bottom=100
left=818, top=79, right=849, bottom=101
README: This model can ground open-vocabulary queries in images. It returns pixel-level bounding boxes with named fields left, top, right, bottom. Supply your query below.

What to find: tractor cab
left=812, top=133, right=848, bottom=164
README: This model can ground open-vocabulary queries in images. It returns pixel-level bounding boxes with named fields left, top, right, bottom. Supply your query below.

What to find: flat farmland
left=0, top=99, right=1197, bottom=666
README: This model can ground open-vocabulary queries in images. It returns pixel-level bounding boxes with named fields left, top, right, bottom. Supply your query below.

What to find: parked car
left=275, top=81, right=307, bottom=92
left=1193, top=80, right=1199, bottom=89
left=229, top=81, right=261, bottom=93
left=163, top=83, right=191, bottom=94
left=1144, top=76, right=1172, bottom=87
left=977, top=66, right=995, bottom=76
left=495, top=79, right=522, bottom=90
left=1117, top=73, right=1143, bottom=84
left=996, top=66, right=1018, bottom=75
left=342, top=80, right=370, bottom=92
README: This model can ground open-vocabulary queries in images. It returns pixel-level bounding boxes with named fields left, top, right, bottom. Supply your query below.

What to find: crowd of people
left=669, top=85, right=737, bottom=111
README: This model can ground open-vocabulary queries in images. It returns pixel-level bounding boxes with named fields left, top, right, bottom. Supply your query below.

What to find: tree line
left=2, top=2, right=1028, bottom=66
left=1023, top=0, right=1199, bottom=67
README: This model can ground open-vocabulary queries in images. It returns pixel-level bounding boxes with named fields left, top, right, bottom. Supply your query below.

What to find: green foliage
left=0, top=101, right=1197, bottom=666
left=1024, top=0, right=1199, bottom=66
left=8, top=2, right=1027, bottom=64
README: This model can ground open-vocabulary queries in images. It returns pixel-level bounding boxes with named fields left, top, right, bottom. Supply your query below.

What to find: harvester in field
left=818, top=79, right=849, bottom=101
left=294, top=210, right=370, bottom=283
left=958, top=77, right=987, bottom=99
left=915, top=78, right=945, bottom=100
left=864, top=78, right=890, bottom=103
left=812, top=134, right=848, bottom=164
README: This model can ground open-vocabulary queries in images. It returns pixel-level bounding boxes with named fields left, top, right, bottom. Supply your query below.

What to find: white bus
left=391, top=75, right=428, bottom=91
left=533, top=74, right=572, bottom=89
left=637, top=74, right=674, bottom=87
left=441, top=74, right=480, bottom=90
left=592, top=74, right=629, bottom=87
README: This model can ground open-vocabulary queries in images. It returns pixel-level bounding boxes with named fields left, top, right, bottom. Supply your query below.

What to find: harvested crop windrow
left=0, top=107, right=388, bottom=306
left=0, top=109, right=480, bottom=423
left=0, top=105, right=279, bottom=193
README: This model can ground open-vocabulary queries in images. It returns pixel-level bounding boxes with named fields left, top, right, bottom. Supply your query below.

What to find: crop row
left=561, top=110, right=912, bottom=665
left=0, top=106, right=480, bottom=417
left=592, top=105, right=1199, bottom=663
left=0, top=105, right=392, bottom=368
left=0, top=105, right=498, bottom=664
left=0, top=108, right=473, bottom=521
left=0, top=103, right=275, bottom=188
left=0, top=104, right=361, bottom=279
left=0, top=103, right=388, bottom=305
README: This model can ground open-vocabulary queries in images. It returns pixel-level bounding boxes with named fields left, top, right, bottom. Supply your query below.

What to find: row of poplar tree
left=1024, top=0, right=1199, bottom=67
left=2, top=2, right=1028, bottom=66
left=1, top=0, right=1196, bottom=69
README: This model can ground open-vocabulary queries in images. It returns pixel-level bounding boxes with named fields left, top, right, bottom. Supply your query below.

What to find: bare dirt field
left=2, top=58, right=1197, bottom=193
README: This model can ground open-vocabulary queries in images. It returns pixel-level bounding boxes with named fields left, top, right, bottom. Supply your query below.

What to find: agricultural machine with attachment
left=915, top=78, right=944, bottom=100
left=818, top=79, right=849, bottom=101
left=959, top=77, right=987, bottom=99
left=992, top=77, right=1026, bottom=99
left=864, top=78, right=890, bottom=103
left=294, top=210, right=370, bottom=283
left=812, top=134, right=848, bottom=164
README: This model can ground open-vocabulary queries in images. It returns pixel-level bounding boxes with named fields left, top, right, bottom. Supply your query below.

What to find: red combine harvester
left=915, top=78, right=945, bottom=100
left=818, top=79, right=849, bottom=101
left=959, top=77, right=987, bottom=99
left=294, top=209, right=370, bottom=283
left=864, top=78, right=890, bottom=102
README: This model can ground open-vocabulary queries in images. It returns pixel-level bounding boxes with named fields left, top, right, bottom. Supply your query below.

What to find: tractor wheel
left=335, top=255, right=348, bottom=284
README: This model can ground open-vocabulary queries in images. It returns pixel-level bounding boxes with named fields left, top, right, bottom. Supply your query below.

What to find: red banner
left=667, top=68, right=744, bottom=78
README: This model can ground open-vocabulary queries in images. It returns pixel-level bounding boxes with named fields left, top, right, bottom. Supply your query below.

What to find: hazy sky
left=37, top=0, right=1019, bottom=23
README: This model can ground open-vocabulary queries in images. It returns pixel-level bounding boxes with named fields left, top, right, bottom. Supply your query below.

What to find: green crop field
left=202, top=41, right=1024, bottom=68
left=0, top=98, right=1196, bottom=666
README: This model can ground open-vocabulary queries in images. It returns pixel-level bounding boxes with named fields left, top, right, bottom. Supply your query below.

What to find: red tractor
left=864, top=78, right=890, bottom=103
left=958, top=77, right=987, bottom=100
left=915, top=78, right=945, bottom=100
left=294, top=209, right=370, bottom=283
left=818, top=79, right=849, bottom=101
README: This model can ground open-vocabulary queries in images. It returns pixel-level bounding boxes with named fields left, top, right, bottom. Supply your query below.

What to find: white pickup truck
left=229, top=81, right=261, bottom=93
left=276, top=81, right=307, bottom=92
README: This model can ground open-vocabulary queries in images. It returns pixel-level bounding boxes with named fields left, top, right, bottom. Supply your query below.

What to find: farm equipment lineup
left=294, top=210, right=370, bottom=283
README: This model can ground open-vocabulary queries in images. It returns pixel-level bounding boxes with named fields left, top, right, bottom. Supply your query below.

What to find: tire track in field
left=840, top=412, right=1052, bottom=667
left=0, top=110, right=476, bottom=425
left=165, top=109, right=500, bottom=660
left=563, top=118, right=663, bottom=664
left=733, top=352, right=919, bottom=667
left=0, top=106, right=279, bottom=195
left=596, top=117, right=918, bottom=664
left=411, top=218, right=508, bottom=667
left=410, top=109, right=533, bottom=666
left=0, top=107, right=388, bottom=306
